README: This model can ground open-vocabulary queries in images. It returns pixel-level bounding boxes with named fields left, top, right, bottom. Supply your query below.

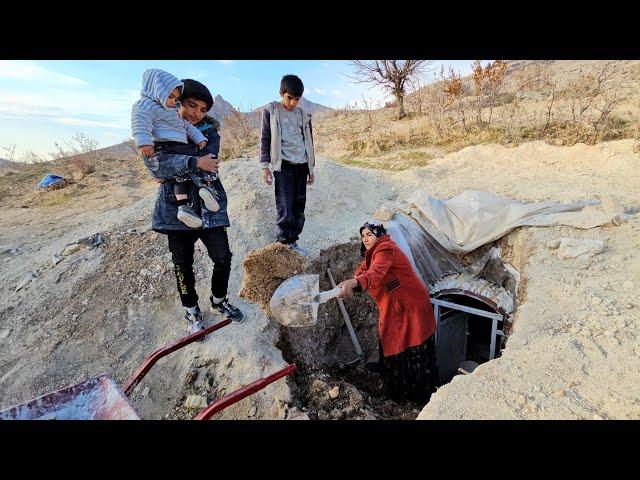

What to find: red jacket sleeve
left=354, top=259, right=366, bottom=278
left=355, top=244, right=394, bottom=290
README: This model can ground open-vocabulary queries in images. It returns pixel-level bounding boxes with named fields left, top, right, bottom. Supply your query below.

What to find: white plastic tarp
left=404, top=189, right=634, bottom=254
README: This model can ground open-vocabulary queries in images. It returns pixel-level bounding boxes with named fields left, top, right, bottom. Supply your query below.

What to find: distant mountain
left=205, top=94, right=332, bottom=129
left=241, top=98, right=334, bottom=128
left=298, top=97, right=333, bottom=116
left=208, top=94, right=237, bottom=124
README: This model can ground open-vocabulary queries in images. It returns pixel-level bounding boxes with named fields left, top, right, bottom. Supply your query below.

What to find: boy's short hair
left=280, top=74, right=304, bottom=97
left=180, top=79, right=214, bottom=110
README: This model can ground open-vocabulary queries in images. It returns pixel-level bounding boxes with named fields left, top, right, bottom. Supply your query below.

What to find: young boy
left=260, top=74, right=316, bottom=256
left=131, top=68, right=219, bottom=229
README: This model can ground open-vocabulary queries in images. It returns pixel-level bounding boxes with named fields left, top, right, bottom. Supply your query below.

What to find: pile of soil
left=238, top=242, right=307, bottom=315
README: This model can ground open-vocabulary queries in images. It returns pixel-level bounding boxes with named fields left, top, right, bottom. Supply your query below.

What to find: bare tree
left=563, top=61, right=630, bottom=144
left=1, top=144, right=17, bottom=162
left=443, top=67, right=470, bottom=133
left=471, top=60, right=508, bottom=129
left=349, top=60, right=431, bottom=119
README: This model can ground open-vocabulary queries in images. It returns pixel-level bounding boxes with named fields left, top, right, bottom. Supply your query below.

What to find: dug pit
left=276, top=241, right=429, bottom=419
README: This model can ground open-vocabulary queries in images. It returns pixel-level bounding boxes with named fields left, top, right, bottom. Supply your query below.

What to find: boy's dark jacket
left=145, top=115, right=230, bottom=231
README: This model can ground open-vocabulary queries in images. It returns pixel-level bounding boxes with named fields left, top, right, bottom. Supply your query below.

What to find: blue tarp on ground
left=38, top=174, right=66, bottom=189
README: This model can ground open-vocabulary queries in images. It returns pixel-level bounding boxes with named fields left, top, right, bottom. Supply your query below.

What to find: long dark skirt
left=380, top=335, right=438, bottom=404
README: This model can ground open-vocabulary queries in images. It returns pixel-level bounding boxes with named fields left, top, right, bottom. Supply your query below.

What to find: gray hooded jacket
left=131, top=69, right=207, bottom=147
left=259, top=101, right=315, bottom=174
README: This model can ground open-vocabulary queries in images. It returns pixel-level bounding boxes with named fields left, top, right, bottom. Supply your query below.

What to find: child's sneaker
left=177, top=205, right=203, bottom=228
left=185, top=308, right=206, bottom=338
left=210, top=296, right=245, bottom=323
left=199, top=188, right=219, bottom=212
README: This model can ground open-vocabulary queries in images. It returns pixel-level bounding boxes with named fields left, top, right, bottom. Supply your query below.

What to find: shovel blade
left=269, top=274, right=320, bottom=327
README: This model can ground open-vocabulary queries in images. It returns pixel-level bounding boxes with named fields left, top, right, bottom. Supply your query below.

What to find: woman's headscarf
left=359, top=221, right=387, bottom=256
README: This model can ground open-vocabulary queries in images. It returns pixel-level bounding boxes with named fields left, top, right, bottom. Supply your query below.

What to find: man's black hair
left=180, top=78, right=214, bottom=111
left=279, top=74, right=304, bottom=97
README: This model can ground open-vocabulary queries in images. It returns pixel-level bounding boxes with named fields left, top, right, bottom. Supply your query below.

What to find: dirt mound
left=238, top=242, right=307, bottom=315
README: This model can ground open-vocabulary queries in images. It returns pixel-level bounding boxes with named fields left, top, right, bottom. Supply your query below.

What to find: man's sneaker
left=185, top=308, right=206, bottom=338
left=177, top=205, right=203, bottom=228
left=199, top=188, right=220, bottom=212
left=289, top=242, right=308, bottom=257
left=211, top=296, right=245, bottom=323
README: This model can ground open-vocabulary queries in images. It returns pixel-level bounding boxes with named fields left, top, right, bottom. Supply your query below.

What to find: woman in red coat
left=337, top=221, right=438, bottom=403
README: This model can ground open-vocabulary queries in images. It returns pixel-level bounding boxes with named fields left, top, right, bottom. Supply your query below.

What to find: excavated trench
left=277, top=241, right=425, bottom=420
left=276, top=235, right=520, bottom=420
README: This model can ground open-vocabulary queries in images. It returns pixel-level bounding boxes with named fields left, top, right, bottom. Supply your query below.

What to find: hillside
left=311, top=60, right=640, bottom=169
left=1, top=139, right=639, bottom=421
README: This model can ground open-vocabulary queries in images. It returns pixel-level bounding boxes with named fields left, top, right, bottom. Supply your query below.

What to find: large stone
left=184, top=395, right=208, bottom=409
left=62, top=243, right=83, bottom=256
left=328, top=386, right=340, bottom=399
left=15, top=271, right=37, bottom=292
left=556, top=238, right=604, bottom=260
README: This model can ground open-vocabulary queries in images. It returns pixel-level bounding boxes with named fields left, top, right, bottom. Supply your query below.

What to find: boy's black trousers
left=167, top=227, right=232, bottom=308
left=273, top=160, right=309, bottom=244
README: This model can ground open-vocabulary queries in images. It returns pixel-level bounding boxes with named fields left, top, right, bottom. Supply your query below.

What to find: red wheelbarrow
left=0, top=319, right=296, bottom=420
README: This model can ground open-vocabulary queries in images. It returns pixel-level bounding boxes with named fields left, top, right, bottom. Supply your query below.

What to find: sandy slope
left=1, top=139, right=639, bottom=419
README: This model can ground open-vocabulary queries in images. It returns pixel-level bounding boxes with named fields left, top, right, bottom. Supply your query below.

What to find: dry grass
left=313, top=60, right=640, bottom=169
left=219, top=110, right=259, bottom=160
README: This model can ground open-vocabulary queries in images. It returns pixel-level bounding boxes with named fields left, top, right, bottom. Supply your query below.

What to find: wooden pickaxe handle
left=327, top=268, right=364, bottom=360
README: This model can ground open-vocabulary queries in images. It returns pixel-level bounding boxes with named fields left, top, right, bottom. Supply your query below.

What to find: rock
left=184, top=395, right=208, bottom=409
left=557, top=238, right=604, bottom=260
left=141, top=386, right=150, bottom=397
left=592, top=414, right=604, bottom=420
left=591, top=297, right=602, bottom=306
left=343, top=406, right=355, bottom=417
left=622, top=281, right=634, bottom=292
left=52, top=254, right=63, bottom=267
left=515, top=394, right=527, bottom=406
left=328, top=386, right=340, bottom=399
left=330, top=409, right=345, bottom=420
left=62, top=243, right=83, bottom=256
left=91, top=233, right=106, bottom=248
left=554, top=389, right=565, bottom=398
left=546, top=239, right=561, bottom=249
left=373, top=206, right=395, bottom=221
left=317, top=409, right=330, bottom=420
left=249, top=406, right=257, bottom=417
left=361, top=409, right=377, bottom=420
left=0, top=329, right=10, bottom=340
left=624, top=303, right=634, bottom=309
left=15, top=271, right=37, bottom=292
left=288, top=412, right=310, bottom=421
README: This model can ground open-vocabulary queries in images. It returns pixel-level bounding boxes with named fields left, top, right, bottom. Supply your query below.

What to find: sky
left=0, top=60, right=477, bottom=159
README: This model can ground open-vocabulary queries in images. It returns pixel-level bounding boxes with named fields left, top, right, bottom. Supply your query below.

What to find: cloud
left=314, top=88, right=327, bottom=96
left=0, top=87, right=138, bottom=136
left=53, top=117, right=126, bottom=129
left=0, top=61, right=88, bottom=87
left=330, top=89, right=343, bottom=97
